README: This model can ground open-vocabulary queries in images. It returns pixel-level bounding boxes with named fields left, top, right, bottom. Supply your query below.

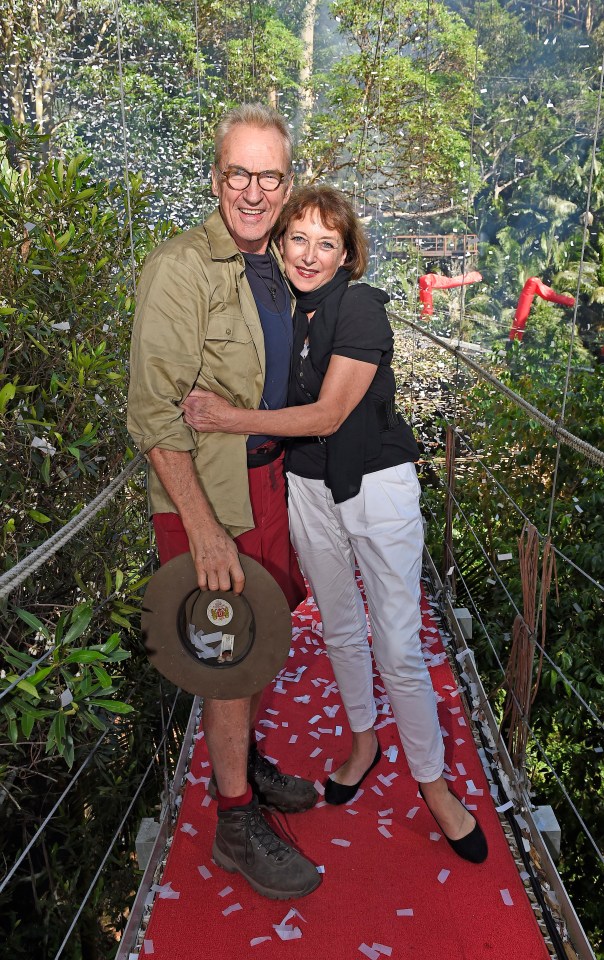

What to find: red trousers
left=152, top=453, right=306, bottom=612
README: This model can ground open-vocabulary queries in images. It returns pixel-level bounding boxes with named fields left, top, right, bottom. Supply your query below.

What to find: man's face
left=211, top=124, right=293, bottom=254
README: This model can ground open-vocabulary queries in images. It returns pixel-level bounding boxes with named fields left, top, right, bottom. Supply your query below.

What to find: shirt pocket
left=205, top=313, right=253, bottom=344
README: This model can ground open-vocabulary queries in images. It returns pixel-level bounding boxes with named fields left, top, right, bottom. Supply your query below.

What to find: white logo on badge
left=207, top=598, right=234, bottom=627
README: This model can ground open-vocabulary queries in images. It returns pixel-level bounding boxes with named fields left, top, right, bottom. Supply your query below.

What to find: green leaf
left=27, top=509, right=52, bottom=524
left=99, top=633, right=121, bottom=654
left=14, top=607, right=49, bottom=638
left=0, top=382, right=16, bottom=414
left=88, top=698, right=134, bottom=715
left=92, top=665, right=113, bottom=688
left=109, top=612, right=132, bottom=629
left=62, top=604, right=93, bottom=645
left=48, top=711, right=66, bottom=754
left=21, top=711, right=36, bottom=739
left=16, top=679, right=40, bottom=699
left=62, top=649, right=104, bottom=664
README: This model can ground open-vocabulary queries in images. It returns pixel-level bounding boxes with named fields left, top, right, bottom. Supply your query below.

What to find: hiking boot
left=212, top=798, right=322, bottom=900
left=248, top=744, right=318, bottom=813
left=207, top=745, right=319, bottom=813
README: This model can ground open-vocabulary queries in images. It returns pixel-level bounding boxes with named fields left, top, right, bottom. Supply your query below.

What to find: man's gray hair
left=214, top=103, right=293, bottom=170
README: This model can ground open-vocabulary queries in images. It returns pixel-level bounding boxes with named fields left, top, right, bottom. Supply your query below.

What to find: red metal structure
left=510, top=277, right=575, bottom=342
left=419, top=271, right=483, bottom=317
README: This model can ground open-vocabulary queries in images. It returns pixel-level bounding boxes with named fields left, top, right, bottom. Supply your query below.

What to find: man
left=128, top=103, right=320, bottom=901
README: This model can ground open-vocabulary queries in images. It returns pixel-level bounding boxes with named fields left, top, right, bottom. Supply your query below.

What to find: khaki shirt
left=127, top=209, right=291, bottom=537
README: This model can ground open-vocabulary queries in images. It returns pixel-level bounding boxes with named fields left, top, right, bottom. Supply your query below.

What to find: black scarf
left=291, top=266, right=351, bottom=314
left=291, top=267, right=380, bottom=504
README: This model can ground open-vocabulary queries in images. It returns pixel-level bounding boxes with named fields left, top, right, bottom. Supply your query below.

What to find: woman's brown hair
left=274, top=185, right=369, bottom=280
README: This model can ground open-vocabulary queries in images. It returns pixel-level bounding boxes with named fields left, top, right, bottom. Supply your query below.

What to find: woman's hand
left=181, top=389, right=238, bottom=433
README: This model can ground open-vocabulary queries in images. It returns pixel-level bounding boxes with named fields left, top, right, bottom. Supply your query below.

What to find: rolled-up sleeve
left=127, top=253, right=209, bottom=455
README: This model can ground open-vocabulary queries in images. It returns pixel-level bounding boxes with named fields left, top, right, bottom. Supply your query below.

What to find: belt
left=302, top=398, right=399, bottom=444
left=246, top=439, right=283, bottom=468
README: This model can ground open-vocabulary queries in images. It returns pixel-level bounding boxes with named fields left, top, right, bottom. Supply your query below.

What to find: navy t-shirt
left=243, top=252, right=293, bottom=450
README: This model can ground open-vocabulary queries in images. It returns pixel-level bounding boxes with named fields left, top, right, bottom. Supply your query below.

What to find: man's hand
left=186, top=517, right=245, bottom=594
left=181, top=388, right=238, bottom=434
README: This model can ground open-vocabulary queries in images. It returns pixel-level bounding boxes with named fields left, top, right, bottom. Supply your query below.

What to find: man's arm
left=148, top=448, right=245, bottom=593
left=128, top=253, right=245, bottom=593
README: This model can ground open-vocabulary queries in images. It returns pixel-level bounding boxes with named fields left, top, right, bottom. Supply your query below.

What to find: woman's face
left=280, top=209, right=347, bottom=292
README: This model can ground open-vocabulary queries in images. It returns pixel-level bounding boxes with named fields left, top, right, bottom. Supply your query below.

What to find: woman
left=182, top=186, right=487, bottom=863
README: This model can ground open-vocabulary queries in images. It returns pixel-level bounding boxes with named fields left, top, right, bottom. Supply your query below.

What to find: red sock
left=217, top=785, right=253, bottom=811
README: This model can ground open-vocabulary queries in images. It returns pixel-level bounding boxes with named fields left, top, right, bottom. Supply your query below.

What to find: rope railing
left=427, top=466, right=604, bottom=733
left=390, top=311, right=604, bottom=467
left=0, top=454, right=144, bottom=602
left=52, top=687, right=182, bottom=960
left=421, top=496, right=604, bottom=867
left=409, top=388, right=604, bottom=598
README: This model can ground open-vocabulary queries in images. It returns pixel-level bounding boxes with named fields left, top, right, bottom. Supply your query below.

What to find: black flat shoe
left=418, top=784, right=488, bottom=864
left=324, top=744, right=382, bottom=805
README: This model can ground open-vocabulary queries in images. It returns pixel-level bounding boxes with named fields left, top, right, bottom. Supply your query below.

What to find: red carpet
left=140, top=582, right=551, bottom=960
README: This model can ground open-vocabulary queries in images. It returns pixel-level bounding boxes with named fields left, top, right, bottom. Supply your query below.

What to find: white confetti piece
left=223, top=903, right=242, bottom=916
left=437, top=869, right=450, bottom=884
left=406, top=806, right=419, bottom=820
left=346, top=808, right=358, bottom=815
left=359, top=945, right=380, bottom=960
left=143, top=940, right=154, bottom=955
left=332, top=838, right=351, bottom=847
left=371, top=785, right=384, bottom=796
left=289, top=735, right=298, bottom=744
left=310, top=747, right=322, bottom=758
left=151, top=882, right=180, bottom=900
left=180, top=822, right=198, bottom=836
left=496, top=800, right=514, bottom=813
left=294, top=695, right=310, bottom=704
left=201, top=794, right=212, bottom=807
left=429, top=832, right=441, bottom=841
left=397, top=908, right=414, bottom=917
left=466, top=779, right=477, bottom=793
left=455, top=762, right=467, bottom=775
left=372, top=944, right=393, bottom=957
left=197, top=865, right=212, bottom=879
left=219, top=886, right=233, bottom=897
left=314, top=780, right=325, bottom=795
left=324, top=758, right=333, bottom=772
left=378, top=818, right=392, bottom=825
left=500, top=889, right=514, bottom=906
left=324, top=704, right=340, bottom=718
left=386, top=745, right=398, bottom=763
left=335, top=725, right=343, bottom=736
left=378, top=807, right=393, bottom=816
left=378, top=825, right=392, bottom=839
left=187, top=772, right=209, bottom=785
left=250, top=937, right=272, bottom=947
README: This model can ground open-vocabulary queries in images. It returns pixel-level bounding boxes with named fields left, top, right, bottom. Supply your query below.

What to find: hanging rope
left=0, top=455, right=144, bottom=601
left=502, top=524, right=556, bottom=772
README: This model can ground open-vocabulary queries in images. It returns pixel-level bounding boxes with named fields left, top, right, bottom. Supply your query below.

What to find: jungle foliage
left=1, top=0, right=603, bottom=957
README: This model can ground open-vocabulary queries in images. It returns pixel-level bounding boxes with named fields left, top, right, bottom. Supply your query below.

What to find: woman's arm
left=181, top=355, right=378, bottom=437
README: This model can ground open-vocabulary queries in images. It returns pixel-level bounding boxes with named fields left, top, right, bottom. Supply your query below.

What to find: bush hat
left=141, top=552, right=292, bottom=699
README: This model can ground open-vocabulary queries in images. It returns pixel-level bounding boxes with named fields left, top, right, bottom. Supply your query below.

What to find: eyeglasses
left=219, top=166, right=290, bottom=192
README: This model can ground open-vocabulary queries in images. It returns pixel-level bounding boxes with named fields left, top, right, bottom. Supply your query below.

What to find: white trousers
left=287, top=462, right=444, bottom=783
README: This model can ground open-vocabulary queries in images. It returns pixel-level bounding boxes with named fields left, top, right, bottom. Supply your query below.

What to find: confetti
left=223, top=903, right=242, bottom=916
left=438, top=869, right=450, bottom=884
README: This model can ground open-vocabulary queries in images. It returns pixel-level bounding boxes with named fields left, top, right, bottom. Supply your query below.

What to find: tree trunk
left=298, top=0, right=318, bottom=175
